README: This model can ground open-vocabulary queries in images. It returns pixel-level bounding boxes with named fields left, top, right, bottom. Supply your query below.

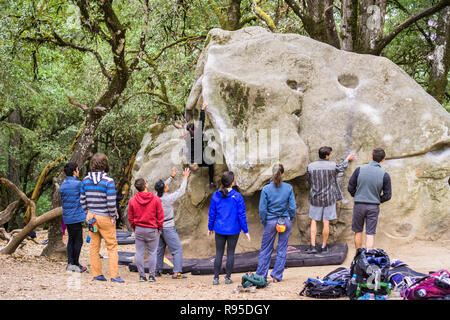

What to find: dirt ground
left=0, top=229, right=449, bottom=300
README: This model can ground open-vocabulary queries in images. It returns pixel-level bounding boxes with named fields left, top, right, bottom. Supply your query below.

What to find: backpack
left=388, top=260, right=426, bottom=291
left=401, top=270, right=450, bottom=300
left=347, top=248, right=391, bottom=300
left=241, top=272, right=269, bottom=289
left=299, top=267, right=350, bottom=299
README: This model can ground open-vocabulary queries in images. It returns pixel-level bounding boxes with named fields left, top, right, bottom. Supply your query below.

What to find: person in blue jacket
left=256, top=163, right=296, bottom=283
left=59, top=162, right=87, bottom=273
left=208, top=171, right=250, bottom=285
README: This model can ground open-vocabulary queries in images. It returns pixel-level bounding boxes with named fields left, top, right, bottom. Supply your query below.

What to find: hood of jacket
left=134, top=191, right=156, bottom=205
left=88, top=171, right=107, bottom=184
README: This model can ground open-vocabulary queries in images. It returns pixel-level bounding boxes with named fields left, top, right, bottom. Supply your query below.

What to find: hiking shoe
left=139, top=276, right=147, bottom=282
left=271, top=276, right=281, bottom=283
left=73, top=265, right=87, bottom=273
left=225, top=277, right=233, bottom=285
left=208, top=182, right=217, bottom=189
left=93, top=275, right=107, bottom=281
left=148, top=276, right=156, bottom=282
left=111, top=277, right=125, bottom=283
left=78, top=265, right=88, bottom=273
left=306, top=245, right=318, bottom=254
left=172, top=273, right=187, bottom=279
left=213, top=277, right=219, bottom=285
left=66, top=264, right=75, bottom=272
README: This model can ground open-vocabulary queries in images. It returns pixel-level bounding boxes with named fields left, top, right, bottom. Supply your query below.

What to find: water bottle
left=349, top=274, right=358, bottom=298
left=415, top=289, right=427, bottom=298
left=350, top=274, right=357, bottom=285
left=86, top=234, right=90, bottom=243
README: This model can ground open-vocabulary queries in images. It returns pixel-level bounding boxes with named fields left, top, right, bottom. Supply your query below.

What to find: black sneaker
left=155, top=271, right=162, bottom=277
left=306, top=245, right=318, bottom=254
left=148, top=276, right=156, bottom=282
left=209, top=182, right=217, bottom=189
left=321, top=245, right=329, bottom=253
left=139, top=276, right=147, bottom=282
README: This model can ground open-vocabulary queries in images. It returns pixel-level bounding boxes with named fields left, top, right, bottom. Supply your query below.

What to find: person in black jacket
left=186, top=102, right=216, bottom=188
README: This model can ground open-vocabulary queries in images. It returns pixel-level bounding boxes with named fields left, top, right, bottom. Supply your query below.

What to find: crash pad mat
left=125, top=243, right=348, bottom=275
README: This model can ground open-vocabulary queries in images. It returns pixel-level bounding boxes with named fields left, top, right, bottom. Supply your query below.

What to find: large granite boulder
left=130, top=27, right=450, bottom=257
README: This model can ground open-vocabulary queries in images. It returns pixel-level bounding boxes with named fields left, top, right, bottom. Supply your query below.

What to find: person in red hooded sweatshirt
left=128, top=178, right=164, bottom=282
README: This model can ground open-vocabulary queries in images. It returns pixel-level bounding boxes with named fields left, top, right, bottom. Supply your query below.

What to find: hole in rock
left=338, top=73, right=359, bottom=88
left=286, top=80, right=304, bottom=93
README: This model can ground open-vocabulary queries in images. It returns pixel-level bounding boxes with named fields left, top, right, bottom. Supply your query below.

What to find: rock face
left=131, top=27, right=450, bottom=257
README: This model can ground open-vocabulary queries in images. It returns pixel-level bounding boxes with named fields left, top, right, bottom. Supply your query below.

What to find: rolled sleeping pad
left=128, top=256, right=200, bottom=274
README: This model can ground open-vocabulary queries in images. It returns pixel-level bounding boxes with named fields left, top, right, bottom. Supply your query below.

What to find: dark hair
left=372, top=148, right=386, bottom=163
left=135, top=178, right=147, bottom=192
left=220, top=171, right=235, bottom=198
left=186, top=122, right=194, bottom=132
left=64, top=162, right=78, bottom=177
left=90, top=153, right=109, bottom=172
left=272, top=163, right=284, bottom=189
left=154, top=179, right=165, bottom=197
left=319, top=146, right=333, bottom=159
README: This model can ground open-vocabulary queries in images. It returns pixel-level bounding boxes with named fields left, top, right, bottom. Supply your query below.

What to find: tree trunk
left=41, top=0, right=130, bottom=259
left=285, top=0, right=340, bottom=48
left=228, top=0, right=242, bottom=31
left=0, top=177, right=62, bottom=255
left=428, top=5, right=450, bottom=103
left=341, top=0, right=359, bottom=51
left=6, top=109, right=23, bottom=231
left=323, top=0, right=341, bottom=49
left=357, top=0, right=387, bottom=54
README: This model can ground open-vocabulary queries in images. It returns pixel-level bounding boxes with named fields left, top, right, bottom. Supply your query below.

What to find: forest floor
left=0, top=229, right=449, bottom=300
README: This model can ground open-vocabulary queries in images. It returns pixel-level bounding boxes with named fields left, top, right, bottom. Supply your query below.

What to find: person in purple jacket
left=207, top=171, right=251, bottom=285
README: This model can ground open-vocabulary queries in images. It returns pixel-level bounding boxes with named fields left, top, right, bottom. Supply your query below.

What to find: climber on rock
left=185, top=101, right=216, bottom=189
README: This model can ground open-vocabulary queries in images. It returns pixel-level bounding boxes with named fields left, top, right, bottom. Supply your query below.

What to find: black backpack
left=299, top=267, right=350, bottom=299
left=347, top=248, right=391, bottom=299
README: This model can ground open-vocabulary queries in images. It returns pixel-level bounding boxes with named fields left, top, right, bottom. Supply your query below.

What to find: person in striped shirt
left=306, top=146, right=354, bottom=254
left=80, top=153, right=124, bottom=283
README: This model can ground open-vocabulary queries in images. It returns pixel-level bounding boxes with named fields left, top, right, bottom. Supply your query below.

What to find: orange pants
left=87, top=212, right=119, bottom=279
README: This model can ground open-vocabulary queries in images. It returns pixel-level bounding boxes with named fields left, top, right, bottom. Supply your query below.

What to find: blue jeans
left=256, top=218, right=292, bottom=281
left=156, top=227, right=183, bottom=274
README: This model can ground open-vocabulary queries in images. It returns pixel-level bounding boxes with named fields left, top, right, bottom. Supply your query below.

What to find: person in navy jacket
left=208, top=171, right=250, bottom=285
left=59, top=162, right=87, bottom=273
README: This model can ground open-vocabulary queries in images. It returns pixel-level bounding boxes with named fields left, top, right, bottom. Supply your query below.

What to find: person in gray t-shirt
left=155, top=167, right=190, bottom=279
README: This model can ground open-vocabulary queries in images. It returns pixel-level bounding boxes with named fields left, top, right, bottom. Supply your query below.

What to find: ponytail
left=220, top=171, right=235, bottom=198
left=272, top=164, right=284, bottom=189
left=154, top=180, right=165, bottom=198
